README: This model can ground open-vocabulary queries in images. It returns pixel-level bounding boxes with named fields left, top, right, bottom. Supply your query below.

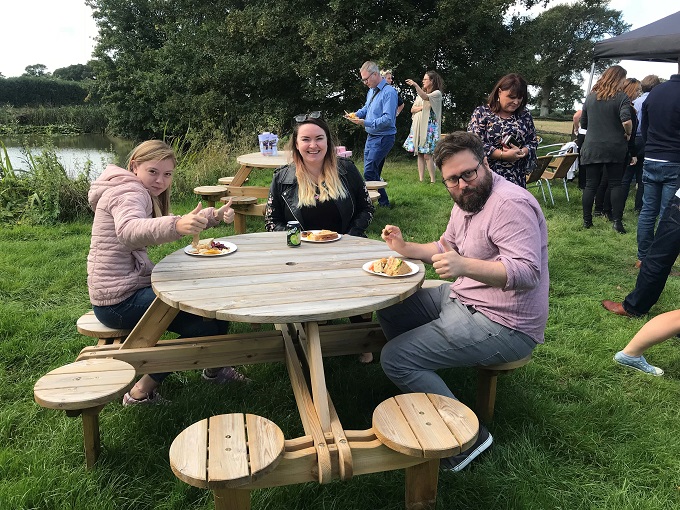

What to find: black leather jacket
left=264, top=158, right=374, bottom=237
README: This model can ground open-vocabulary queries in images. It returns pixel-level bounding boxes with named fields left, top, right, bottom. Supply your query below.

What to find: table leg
left=279, top=324, right=333, bottom=484
left=299, top=322, right=331, bottom=432
left=405, top=459, right=439, bottom=510
left=81, top=407, right=102, bottom=469
left=233, top=211, right=247, bottom=234
left=214, top=488, right=251, bottom=510
left=230, top=165, right=252, bottom=187
left=119, top=297, right=178, bottom=349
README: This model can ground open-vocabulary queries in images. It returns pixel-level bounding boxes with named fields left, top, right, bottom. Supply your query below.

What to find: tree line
left=5, top=0, right=628, bottom=145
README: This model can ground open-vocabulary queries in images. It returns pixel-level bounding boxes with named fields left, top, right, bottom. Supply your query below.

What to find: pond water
left=0, top=134, right=133, bottom=180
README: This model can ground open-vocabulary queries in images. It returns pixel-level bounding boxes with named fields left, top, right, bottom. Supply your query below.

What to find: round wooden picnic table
left=235, top=150, right=291, bottom=170
left=151, top=231, right=424, bottom=324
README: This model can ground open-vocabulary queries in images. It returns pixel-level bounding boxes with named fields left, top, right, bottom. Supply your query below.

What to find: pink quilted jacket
left=87, top=164, right=219, bottom=306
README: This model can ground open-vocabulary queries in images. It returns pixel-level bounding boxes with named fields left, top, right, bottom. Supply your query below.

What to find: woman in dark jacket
left=265, top=115, right=374, bottom=237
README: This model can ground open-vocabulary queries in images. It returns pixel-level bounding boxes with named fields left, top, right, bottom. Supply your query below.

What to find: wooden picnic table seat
left=170, top=413, right=285, bottom=509
left=34, top=359, right=136, bottom=469
left=77, top=311, right=130, bottom=345
left=194, top=185, right=230, bottom=207
left=373, top=392, right=478, bottom=459
left=217, top=176, right=235, bottom=185
left=220, top=195, right=261, bottom=234
left=365, top=181, right=388, bottom=190
left=169, top=394, right=477, bottom=510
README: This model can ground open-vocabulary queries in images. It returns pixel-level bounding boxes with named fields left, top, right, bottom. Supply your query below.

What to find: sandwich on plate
left=370, top=256, right=411, bottom=276
left=305, top=229, right=339, bottom=241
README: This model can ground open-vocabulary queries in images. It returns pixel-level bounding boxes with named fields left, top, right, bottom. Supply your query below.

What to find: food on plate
left=189, top=238, right=230, bottom=255
left=304, top=229, right=339, bottom=241
left=369, top=256, right=411, bottom=276
left=345, top=111, right=358, bottom=119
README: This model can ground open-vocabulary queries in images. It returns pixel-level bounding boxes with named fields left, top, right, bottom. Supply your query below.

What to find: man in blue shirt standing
left=348, top=61, right=398, bottom=207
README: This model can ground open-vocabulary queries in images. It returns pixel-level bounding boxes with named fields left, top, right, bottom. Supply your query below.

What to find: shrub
left=0, top=140, right=92, bottom=224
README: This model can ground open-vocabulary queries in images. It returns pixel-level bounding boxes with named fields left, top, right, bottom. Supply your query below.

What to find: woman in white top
left=402, top=70, right=444, bottom=183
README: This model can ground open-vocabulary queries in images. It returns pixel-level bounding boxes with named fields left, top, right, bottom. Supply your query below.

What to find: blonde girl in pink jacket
left=87, top=140, right=248, bottom=406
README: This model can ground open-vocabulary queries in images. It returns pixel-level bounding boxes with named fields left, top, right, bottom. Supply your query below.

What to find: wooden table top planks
left=151, top=232, right=425, bottom=324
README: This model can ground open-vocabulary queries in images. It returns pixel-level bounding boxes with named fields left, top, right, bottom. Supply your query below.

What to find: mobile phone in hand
left=502, top=134, right=522, bottom=147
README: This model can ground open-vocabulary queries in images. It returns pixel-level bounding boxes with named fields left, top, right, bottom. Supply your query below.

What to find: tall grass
left=1, top=151, right=679, bottom=509
left=0, top=105, right=108, bottom=135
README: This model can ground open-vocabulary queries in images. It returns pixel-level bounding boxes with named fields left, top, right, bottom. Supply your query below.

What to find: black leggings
left=582, top=162, right=626, bottom=223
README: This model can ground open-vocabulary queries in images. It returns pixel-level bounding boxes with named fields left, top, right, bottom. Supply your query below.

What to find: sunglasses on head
left=294, top=111, right=322, bottom=123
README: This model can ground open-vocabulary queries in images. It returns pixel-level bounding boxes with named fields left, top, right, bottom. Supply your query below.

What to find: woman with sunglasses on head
left=265, top=114, right=376, bottom=362
left=265, top=113, right=374, bottom=237
left=403, top=70, right=444, bottom=183
left=467, top=73, right=538, bottom=188
left=88, top=140, right=248, bottom=407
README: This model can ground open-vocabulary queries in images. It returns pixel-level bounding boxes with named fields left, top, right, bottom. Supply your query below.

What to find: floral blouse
left=468, top=104, right=538, bottom=188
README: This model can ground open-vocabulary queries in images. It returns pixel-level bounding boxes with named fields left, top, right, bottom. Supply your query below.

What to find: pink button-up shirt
left=436, top=173, right=549, bottom=344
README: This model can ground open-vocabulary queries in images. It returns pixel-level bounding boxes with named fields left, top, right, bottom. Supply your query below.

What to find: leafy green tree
left=53, top=63, right=96, bottom=81
left=514, top=0, right=628, bottom=116
left=23, top=64, right=50, bottom=77
left=86, top=0, right=546, bottom=143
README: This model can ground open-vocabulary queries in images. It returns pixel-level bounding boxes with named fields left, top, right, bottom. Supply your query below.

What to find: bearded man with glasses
left=376, top=131, right=549, bottom=472
left=345, top=61, right=398, bottom=207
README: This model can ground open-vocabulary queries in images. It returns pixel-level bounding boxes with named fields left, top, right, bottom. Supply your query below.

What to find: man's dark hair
left=434, top=131, right=485, bottom=169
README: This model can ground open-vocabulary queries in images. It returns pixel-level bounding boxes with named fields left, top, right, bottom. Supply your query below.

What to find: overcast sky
left=1, top=1, right=677, bottom=94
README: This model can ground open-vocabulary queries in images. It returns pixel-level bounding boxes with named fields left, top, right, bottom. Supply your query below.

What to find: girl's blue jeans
left=93, top=287, right=229, bottom=383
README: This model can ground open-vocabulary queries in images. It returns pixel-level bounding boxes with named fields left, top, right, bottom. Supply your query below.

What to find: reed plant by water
left=0, top=105, right=108, bottom=135
left=1, top=151, right=679, bottom=509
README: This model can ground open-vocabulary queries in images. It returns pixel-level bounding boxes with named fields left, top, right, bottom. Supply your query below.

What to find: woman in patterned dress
left=467, top=73, right=538, bottom=188
left=403, top=70, right=444, bottom=183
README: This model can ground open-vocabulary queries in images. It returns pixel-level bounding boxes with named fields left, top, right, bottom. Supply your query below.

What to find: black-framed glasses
left=442, top=161, right=481, bottom=188
left=360, top=71, right=376, bottom=84
left=294, top=111, right=322, bottom=123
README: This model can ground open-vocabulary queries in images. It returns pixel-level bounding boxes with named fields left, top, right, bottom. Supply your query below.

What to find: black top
left=580, top=91, right=631, bottom=165
left=300, top=198, right=343, bottom=232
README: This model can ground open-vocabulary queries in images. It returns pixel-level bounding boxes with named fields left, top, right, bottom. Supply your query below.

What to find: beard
left=453, top=170, right=493, bottom=213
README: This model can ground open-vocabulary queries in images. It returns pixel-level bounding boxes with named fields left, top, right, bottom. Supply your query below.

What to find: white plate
left=184, top=241, right=237, bottom=257
left=362, top=260, right=419, bottom=277
left=301, top=230, right=343, bottom=243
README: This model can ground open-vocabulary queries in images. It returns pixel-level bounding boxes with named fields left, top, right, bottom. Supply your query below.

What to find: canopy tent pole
left=585, top=62, right=595, bottom=96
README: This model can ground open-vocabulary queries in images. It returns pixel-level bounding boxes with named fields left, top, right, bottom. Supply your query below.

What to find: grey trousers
left=378, top=285, right=536, bottom=400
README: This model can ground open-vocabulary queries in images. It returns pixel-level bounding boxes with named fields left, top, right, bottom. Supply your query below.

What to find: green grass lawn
left=1, top=155, right=679, bottom=510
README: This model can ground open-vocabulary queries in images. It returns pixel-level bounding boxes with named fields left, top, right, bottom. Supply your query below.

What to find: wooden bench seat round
left=34, top=359, right=136, bottom=469
left=170, top=413, right=285, bottom=510
left=194, top=185, right=230, bottom=207
left=77, top=311, right=130, bottom=345
left=365, top=181, right=388, bottom=190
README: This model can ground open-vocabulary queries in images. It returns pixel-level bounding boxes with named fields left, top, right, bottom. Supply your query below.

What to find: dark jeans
left=582, top=161, right=626, bottom=223
left=636, top=159, right=680, bottom=260
left=93, top=287, right=230, bottom=382
left=363, top=133, right=395, bottom=206
left=623, top=177, right=680, bottom=315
